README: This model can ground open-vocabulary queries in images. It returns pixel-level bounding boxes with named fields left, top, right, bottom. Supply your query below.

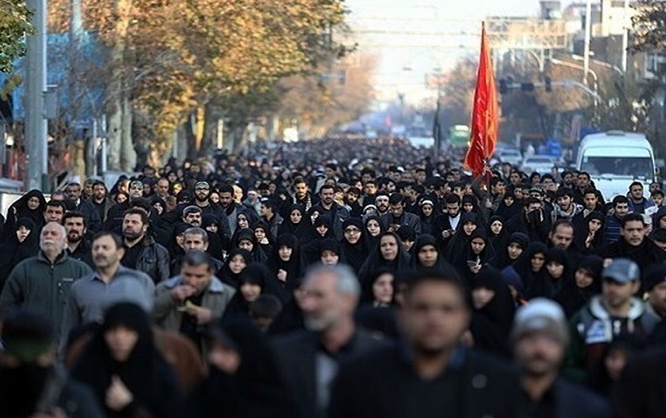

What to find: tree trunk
left=105, top=0, right=132, bottom=172
left=201, top=102, right=223, bottom=157
left=120, top=94, right=135, bottom=171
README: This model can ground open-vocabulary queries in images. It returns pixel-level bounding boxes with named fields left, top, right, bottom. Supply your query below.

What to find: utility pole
left=621, top=0, right=630, bottom=74
left=583, top=0, right=592, bottom=85
left=25, top=0, right=48, bottom=191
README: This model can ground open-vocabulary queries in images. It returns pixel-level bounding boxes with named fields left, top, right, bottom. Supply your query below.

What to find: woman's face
left=547, top=262, right=564, bottom=279
left=116, top=194, right=128, bottom=204
left=366, top=220, right=381, bottom=237
left=167, top=172, right=178, bottom=182
left=240, top=282, right=262, bottom=302
left=379, top=235, right=399, bottom=261
left=153, top=203, right=164, bottom=215
left=315, top=224, right=329, bottom=237
left=206, top=223, right=219, bottom=233
left=344, top=225, right=361, bottom=244
left=16, top=226, right=31, bottom=243
left=470, top=237, right=486, bottom=255
left=472, top=286, right=495, bottom=310
left=463, top=221, right=477, bottom=236
left=490, top=220, right=503, bottom=235
left=531, top=252, right=546, bottom=272
left=320, top=250, right=339, bottom=265
left=279, top=245, right=293, bottom=261
left=507, top=243, right=523, bottom=260
left=310, top=211, right=320, bottom=224
left=290, top=210, right=303, bottom=225
left=575, top=268, right=594, bottom=288
left=228, top=254, right=247, bottom=274
left=463, top=202, right=474, bottom=213
left=417, top=244, right=438, bottom=267
left=237, top=216, right=249, bottom=229
left=105, top=325, right=139, bottom=362
left=209, top=192, right=220, bottom=204
left=372, top=273, right=394, bottom=304
left=27, top=196, right=41, bottom=210
left=421, top=204, right=433, bottom=217
left=504, top=196, right=514, bottom=206
left=238, top=239, right=253, bottom=252
left=589, top=218, right=603, bottom=233
left=605, top=348, right=629, bottom=381
left=254, top=228, right=267, bottom=242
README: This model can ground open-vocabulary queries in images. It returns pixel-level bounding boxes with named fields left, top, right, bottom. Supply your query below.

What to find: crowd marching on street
left=2, top=135, right=666, bottom=417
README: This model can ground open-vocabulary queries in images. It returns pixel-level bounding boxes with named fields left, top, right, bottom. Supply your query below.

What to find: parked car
left=496, top=148, right=522, bottom=166
left=520, top=155, right=558, bottom=174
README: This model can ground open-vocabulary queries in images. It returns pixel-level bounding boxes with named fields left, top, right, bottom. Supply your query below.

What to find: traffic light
left=545, top=76, right=552, bottom=93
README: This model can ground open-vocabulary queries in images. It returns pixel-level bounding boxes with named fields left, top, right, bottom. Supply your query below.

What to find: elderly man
left=274, top=263, right=385, bottom=418
left=0, top=221, right=92, bottom=343
left=153, top=251, right=235, bottom=353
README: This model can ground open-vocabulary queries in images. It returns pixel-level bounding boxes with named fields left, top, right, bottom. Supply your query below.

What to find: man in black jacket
left=329, top=268, right=523, bottom=418
left=273, top=264, right=385, bottom=418
left=512, top=298, right=610, bottom=418
left=597, top=213, right=666, bottom=268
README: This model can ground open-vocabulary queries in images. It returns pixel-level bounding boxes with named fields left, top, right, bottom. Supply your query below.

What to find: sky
left=344, top=0, right=577, bottom=104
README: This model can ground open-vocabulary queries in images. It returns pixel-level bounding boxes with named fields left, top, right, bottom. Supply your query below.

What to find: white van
left=576, top=131, right=656, bottom=201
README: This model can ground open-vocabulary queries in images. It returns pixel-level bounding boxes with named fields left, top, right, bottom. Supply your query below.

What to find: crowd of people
left=0, top=136, right=665, bottom=417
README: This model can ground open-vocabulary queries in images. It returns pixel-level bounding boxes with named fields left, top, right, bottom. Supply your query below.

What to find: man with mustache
left=512, top=299, right=610, bottom=418
left=0, top=222, right=92, bottom=344
left=61, top=232, right=155, bottom=347
left=63, top=211, right=94, bottom=269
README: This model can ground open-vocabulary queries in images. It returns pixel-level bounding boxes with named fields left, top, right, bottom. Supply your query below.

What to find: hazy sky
left=345, top=0, right=577, bottom=103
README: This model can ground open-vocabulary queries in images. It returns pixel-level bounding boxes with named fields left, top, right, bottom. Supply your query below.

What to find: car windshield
left=582, top=156, right=653, bottom=178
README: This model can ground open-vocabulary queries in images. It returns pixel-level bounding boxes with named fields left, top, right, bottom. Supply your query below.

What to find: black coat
left=518, top=379, right=610, bottom=418
left=613, top=346, right=666, bottom=418
left=272, top=329, right=386, bottom=418
left=329, top=344, right=524, bottom=418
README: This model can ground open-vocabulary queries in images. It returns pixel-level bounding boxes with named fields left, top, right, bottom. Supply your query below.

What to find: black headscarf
left=554, top=254, right=603, bottom=318
left=339, top=217, right=369, bottom=274
left=70, top=303, right=183, bottom=418
left=489, top=232, right=529, bottom=270
left=202, top=213, right=226, bottom=259
left=187, top=316, right=297, bottom=418
left=5, top=189, right=46, bottom=235
left=358, top=231, right=411, bottom=286
left=219, top=248, right=253, bottom=288
left=469, top=266, right=516, bottom=358
left=266, top=234, right=303, bottom=292
left=278, top=204, right=305, bottom=236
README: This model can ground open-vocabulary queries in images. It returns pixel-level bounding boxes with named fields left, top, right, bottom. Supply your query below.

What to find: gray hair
left=184, top=227, right=208, bottom=243
left=304, top=263, right=360, bottom=297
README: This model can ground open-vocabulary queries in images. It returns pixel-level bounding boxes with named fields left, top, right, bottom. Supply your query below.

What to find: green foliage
left=0, top=0, right=35, bottom=73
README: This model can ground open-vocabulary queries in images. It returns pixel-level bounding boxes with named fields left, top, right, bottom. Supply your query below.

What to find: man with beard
left=552, top=188, right=583, bottom=222
left=0, top=308, right=104, bottom=417
left=165, top=181, right=231, bottom=243
left=273, top=264, right=384, bottom=418
left=61, top=232, right=155, bottom=345
left=374, top=192, right=390, bottom=217
left=311, top=184, right=350, bottom=240
left=293, top=177, right=319, bottom=211
left=217, top=183, right=244, bottom=235
left=104, top=180, right=146, bottom=230
left=120, top=208, right=170, bottom=284
left=0, top=222, right=92, bottom=344
left=64, top=182, right=101, bottom=233
left=88, top=180, right=113, bottom=224
left=329, top=268, right=523, bottom=418
left=63, top=211, right=94, bottom=269
left=597, top=214, right=665, bottom=268
left=512, top=299, right=610, bottom=418
left=380, top=193, right=422, bottom=236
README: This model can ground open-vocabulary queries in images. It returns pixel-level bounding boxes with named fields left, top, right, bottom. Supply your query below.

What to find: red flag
left=464, top=21, right=499, bottom=177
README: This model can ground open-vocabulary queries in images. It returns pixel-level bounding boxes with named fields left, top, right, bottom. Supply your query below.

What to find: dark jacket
left=272, top=329, right=385, bottom=418
left=66, top=239, right=95, bottom=269
left=73, top=199, right=102, bottom=233
left=614, top=345, right=666, bottom=418
left=519, top=379, right=610, bottom=418
left=0, top=251, right=92, bottom=342
left=329, top=344, right=524, bottom=418
left=380, top=211, right=422, bottom=236
left=128, top=235, right=171, bottom=284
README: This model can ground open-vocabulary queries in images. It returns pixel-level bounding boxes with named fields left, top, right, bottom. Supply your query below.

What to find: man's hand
left=188, top=306, right=213, bottom=325
left=171, top=285, right=195, bottom=302
left=106, top=375, right=134, bottom=411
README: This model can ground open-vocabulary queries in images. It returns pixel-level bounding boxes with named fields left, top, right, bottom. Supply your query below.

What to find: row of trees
left=2, top=0, right=376, bottom=174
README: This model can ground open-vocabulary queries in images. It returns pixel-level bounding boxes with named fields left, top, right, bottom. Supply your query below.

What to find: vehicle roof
left=579, top=131, right=651, bottom=148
